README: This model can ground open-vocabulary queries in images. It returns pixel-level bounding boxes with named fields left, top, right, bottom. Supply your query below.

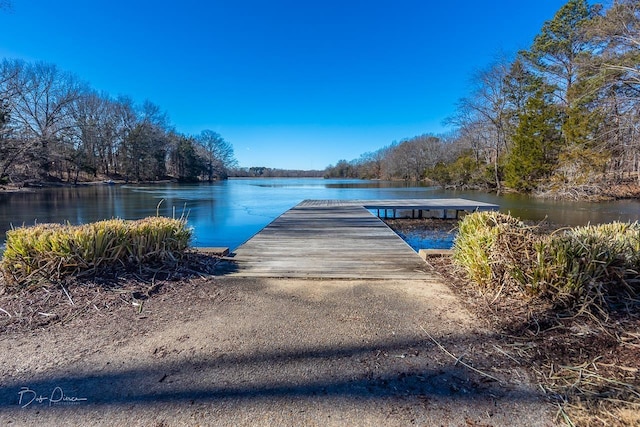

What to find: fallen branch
left=419, top=325, right=502, bottom=383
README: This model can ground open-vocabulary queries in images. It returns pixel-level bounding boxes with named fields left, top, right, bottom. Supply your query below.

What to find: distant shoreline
left=0, top=180, right=121, bottom=194
left=2, top=178, right=639, bottom=202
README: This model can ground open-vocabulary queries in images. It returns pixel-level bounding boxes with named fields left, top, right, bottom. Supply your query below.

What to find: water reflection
left=1, top=179, right=639, bottom=250
left=398, top=228, right=456, bottom=251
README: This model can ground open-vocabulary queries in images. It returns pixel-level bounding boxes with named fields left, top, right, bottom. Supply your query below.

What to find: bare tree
left=0, top=59, right=24, bottom=181
left=112, top=96, right=139, bottom=177
left=449, top=60, right=513, bottom=192
left=71, top=91, right=124, bottom=178
left=586, top=0, right=640, bottom=183
left=3, top=60, right=83, bottom=180
left=382, top=135, right=444, bottom=181
left=591, top=0, right=640, bottom=90
left=357, top=148, right=388, bottom=179
left=1, top=58, right=241, bottom=185
left=196, top=130, right=237, bottom=180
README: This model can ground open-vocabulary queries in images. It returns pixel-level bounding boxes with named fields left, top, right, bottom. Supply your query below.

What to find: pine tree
left=505, top=87, right=564, bottom=191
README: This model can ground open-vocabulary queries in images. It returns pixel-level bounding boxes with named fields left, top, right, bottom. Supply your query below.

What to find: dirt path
left=0, top=277, right=556, bottom=426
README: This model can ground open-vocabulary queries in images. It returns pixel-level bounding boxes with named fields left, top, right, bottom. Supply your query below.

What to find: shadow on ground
left=1, top=334, right=542, bottom=409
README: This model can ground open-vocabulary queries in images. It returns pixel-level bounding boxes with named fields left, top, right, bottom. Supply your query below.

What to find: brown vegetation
left=433, top=254, right=640, bottom=427
left=0, top=251, right=219, bottom=333
left=1, top=217, right=192, bottom=289
left=387, top=216, right=640, bottom=426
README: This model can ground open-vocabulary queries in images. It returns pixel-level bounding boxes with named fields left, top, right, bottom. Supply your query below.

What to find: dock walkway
left=223, top=198, right=497, bottom=279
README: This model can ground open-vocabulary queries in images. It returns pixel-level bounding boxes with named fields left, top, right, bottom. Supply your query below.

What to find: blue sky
left=0, top=1, right=569, bottom=169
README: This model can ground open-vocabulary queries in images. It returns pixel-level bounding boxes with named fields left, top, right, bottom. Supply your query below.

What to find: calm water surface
left=1, top=178, right=639, bottom=250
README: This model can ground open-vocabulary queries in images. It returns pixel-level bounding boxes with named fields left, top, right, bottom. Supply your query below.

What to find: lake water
left=1, top=178, right=639, bottom=250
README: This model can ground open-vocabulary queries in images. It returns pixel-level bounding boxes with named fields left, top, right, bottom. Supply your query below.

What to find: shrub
left=1, top=216, right=192, bottom=289
left=453, top=211, right=533, bottom=291
left=453, top=211, right=640, bottom=313
left=534, top=222, right=640, bottom=310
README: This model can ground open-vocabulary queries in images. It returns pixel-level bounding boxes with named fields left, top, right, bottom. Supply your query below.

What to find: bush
left=534, top=222, right=640, bottom=310
left=1, top=216, right=192, bottom=289
left=453, top=211, right=532, bottom=291
left=453, top=211, right=640, bottom=313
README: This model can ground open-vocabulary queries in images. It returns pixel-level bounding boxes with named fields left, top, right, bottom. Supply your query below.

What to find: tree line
left=324, top=134, right=451, bottom=181
left=0, top=59, right=237, bottom=185
left=230, top=167, right=324, bottom=178
left=326, top=0, right=640, bottom=199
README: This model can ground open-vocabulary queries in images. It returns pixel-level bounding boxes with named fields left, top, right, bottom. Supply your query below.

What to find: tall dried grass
left=453, top=211, right=640, bottom=313
left=1, top=217, right=192, bottom=289
left=453, top=212, right=640, bottom=425
left=452, top=211, right=534, bottom=293
left=535, top=222, right=640, bottom=312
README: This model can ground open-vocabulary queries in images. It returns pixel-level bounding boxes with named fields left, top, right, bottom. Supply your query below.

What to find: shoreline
left=3, top=178, right=639, bottom=202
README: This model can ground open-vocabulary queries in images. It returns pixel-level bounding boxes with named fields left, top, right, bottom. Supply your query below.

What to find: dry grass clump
left=452, top=212, right=640, bottom=426
left=535, top=222, right=640, bottom=313
left=1, top=217, right=192, bottom=289
left=453, top=211, right=640, bottom=314
left=452, top=211, right=524, bottom=289
left=542, top=355, right=640, bottom=427
left=453, top=211, right=540, bottom=296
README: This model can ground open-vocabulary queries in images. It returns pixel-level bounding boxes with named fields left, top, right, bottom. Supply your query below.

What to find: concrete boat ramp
left=219, top=198, right=498, bottom=279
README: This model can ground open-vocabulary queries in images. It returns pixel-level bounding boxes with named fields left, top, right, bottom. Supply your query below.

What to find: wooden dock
left=221, top=198, right=497, bottom=279
left=298, top=198, right=499, bottom=219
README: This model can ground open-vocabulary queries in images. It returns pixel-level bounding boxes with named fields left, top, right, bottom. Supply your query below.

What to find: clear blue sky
left=1, top=0, right=569, bottom=170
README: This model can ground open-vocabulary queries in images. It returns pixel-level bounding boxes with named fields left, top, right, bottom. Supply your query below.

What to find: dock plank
left=221, top=198, right=497, bottom=279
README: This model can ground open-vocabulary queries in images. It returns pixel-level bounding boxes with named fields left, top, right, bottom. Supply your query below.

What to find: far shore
left=0, top=178, right=190, bottom=194
left=2, top=177, right=640, bottom=203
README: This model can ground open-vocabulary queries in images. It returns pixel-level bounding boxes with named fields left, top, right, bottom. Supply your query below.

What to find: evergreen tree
left=503, top=58, right=544, bottom=125
left=121, top=123, right=167, bottom=181
left=520, top=0, right=604, bottom=188
left=505, top=87, right=564, bottom=191
left=175, top=137, right=204, bottom=182
left=523, top=0, right=597, bottom=106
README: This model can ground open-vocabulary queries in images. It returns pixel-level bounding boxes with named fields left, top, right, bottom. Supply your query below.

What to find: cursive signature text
left=18, top=386, right=88, bottom=408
